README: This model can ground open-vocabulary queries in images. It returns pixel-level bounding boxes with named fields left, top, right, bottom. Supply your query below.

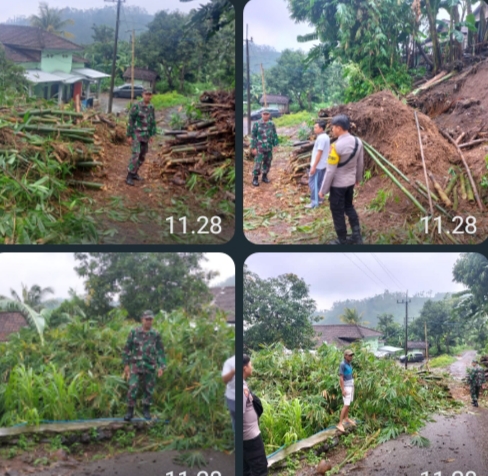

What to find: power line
left=342, top=253, right=385, bottom=290
left=352, top=253, right=392, bottom=290
left=371, top=254, right=405, bottom=291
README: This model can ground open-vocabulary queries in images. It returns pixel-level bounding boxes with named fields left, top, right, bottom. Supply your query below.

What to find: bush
left=273, top=111, right=316, bottom=128
left=248, top=344, right=456, bottom=453
left=151, top=92, right=189, bottom=110
left=429, top=355, right=457, bottom=368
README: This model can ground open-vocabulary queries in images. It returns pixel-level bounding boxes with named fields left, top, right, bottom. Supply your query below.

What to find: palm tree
left=9, top=283, right=55, bottom=312
left=339, top=307, right=368, bottom=325
left=29, top=2, right=74, bottom=39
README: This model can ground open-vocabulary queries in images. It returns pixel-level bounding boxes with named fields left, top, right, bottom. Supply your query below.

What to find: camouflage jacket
left=251, top=119, right=279, bottom=152
left=122, top=327, right=166, bottom=372
left=467, top=365, right=486, bottom=386
left=126, top=102, right=157, bottom=142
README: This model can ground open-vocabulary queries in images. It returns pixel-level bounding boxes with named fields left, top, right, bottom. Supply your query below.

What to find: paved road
left=341, top=350, right=487, bottom=475
left=449, top=350, right=477, bottom=380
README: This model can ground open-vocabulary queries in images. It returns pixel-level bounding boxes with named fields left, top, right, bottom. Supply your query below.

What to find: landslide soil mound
left=414, top=59, right=488, bottom=141
left=320, top=90, right=459, bottom=178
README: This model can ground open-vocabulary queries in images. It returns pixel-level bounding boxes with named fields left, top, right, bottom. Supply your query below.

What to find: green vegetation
left=151, top=92, right=190, bottom=111
left=0, top=308, right=233, bottom=450
left=273, top=111, right=315, bottom=128
left=249, top=344, right=456, bottom=455
left=367, top=189, right=392, bottom=212
left=429, top=355, right=457, bottom=368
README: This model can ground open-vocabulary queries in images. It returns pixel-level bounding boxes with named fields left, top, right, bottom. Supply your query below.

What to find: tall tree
left=376, top=312, right=401, bottom=344
left=74, top=253, right=214, bottom=319
left=244, top=268, right=317, bottom=351
left=339, top=307, right=368, bottom=325
left=8, top=283, right=55, bottom=313
left=29, top=2, right=74, bottom=38
left=0, top=46, right=29, bottom=104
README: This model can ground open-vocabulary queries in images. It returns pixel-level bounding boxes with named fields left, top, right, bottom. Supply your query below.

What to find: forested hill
left=244, top=43, right=281, bottom=74
left=315, top=291, right=452, bottom=327
left=5, top=6, right=153, bottom=44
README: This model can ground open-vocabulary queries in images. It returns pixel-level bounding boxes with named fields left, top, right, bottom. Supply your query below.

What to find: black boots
left=125, top=173, right=135, bottom=186
left=329, top=237, right=348, bottom=245
left=124, top=406, right=134, bottom=421
left=143, top=405, right=151, bottom=420
left=346, top=226, right=363, bottom=245
left=133, top=173, right=143, bottom=181
left=252, top=176, right=259, bottom=187
left=262, top=173, right=270, bottom=183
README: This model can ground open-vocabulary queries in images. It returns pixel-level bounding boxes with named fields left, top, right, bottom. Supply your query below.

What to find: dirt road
left=1, top=450, right=234, bottom=476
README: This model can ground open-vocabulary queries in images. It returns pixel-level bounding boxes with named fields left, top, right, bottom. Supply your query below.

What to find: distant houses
left=0, top=312, right=28, bottom=342
left=210, top=286, right=235, bottom=326
left=122, top=68, right=160, bottom=93
left=313, top=324, right=383, bottom=352
left=0, top=25, right=109, bottom=104
left=259, top=94, right=290, bottom=114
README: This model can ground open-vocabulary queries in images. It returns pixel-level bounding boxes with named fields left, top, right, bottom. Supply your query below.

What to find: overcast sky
left=1, top=0, right=209, bottom=23
left=244, top=0, right=318, bottom=52
left=0, top=253, right=234, bottom=300
left=245, top=253, right=475, bottom=310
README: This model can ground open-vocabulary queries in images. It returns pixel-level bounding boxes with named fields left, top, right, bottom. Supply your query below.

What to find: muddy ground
left=77, top=104, right=233, bottom=244
left=270, top=350, right=488, bottom=476
left=244, top=71, right=488, bottom=245
left=0, top=449, right=234, bottom=476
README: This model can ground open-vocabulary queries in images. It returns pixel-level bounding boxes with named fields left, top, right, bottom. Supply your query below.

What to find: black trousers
left=244, top=434, right=268, bottom=476
left=329, top=185, right=360, bottom=239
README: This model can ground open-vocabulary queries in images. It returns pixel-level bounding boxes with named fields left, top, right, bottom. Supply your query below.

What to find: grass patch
left=273, top=111, right=316, bottom=128
left=151, top=91, right=189, bottom=110
left=429, top=355, right=457, bottom=368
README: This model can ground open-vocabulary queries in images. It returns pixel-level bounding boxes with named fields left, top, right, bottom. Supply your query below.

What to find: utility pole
left=397, top=291, right=411, bottom=370
left=260, top=63, right=267, bottom=107
left=424, top=320, right=429, bottom=368
left=245, top=24, right=251, bottom=136
left=131, top=29, right=135, bottom=101
left=105, top=0, right=125, bottom=114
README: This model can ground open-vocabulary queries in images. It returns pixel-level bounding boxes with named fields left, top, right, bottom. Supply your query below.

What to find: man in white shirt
left=305, top=120, right=330, bottom=209
left=222, top=355, right=236, bottom=431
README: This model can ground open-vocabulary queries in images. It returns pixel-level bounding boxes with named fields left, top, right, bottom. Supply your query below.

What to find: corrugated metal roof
left=73, top=68, right=110, bottom=80
left=51, top=71, right=85, bottom=84
left=0, top=25, right=83, bottom=51
left=24, top=70, right=65, bottom=84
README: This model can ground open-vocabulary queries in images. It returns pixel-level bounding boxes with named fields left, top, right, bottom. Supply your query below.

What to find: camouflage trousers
left=470, top=384, right=481, bottom=403
left=253, top=150, right=273, bottom=177
left=127, top=140, right=149, bottom=174
left=127, top=370, right=156, bottom=407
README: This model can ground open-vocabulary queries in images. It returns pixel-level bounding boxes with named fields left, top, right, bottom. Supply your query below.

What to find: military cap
left=142, top=310, right=155, bottom=319
left=261, top=108, right=270, bottom=113
left=344, top=349, right=354, bottom=356
left=472, top=359, right=479, bottom=363
left=142, top=88, right=153, bottom=94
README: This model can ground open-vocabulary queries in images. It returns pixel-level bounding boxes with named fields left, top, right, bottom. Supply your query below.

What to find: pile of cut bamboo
left=287, top=140, right=315, bottom=180
left=0, top=106, right=120, bottom=189
left=159, top=90, right=235, bottom=185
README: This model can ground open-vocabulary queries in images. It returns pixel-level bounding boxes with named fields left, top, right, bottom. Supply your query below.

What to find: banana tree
left=0, top=298, right=49, bottom=344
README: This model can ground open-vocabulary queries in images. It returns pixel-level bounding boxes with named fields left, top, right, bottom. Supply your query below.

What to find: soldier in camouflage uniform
left=467, top=359, right=486, bottom=407
left=125, top=89, right=157, bottom=186
left=251, top=109, right=279, bottom=187
left=123, top=310, right=166, bottom=421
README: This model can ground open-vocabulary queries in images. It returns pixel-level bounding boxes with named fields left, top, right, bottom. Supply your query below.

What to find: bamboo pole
left=415, top=180, right=440, bottom=202
left=366, top=147, right=427, bottom=214
left=363, top=142, right=411, bottom=183
left=445, top=173, right=458, bottom=197
left=414, top=111, right=434, bottom=216
left=428, top=172, right=452, bottom=208
left=440, top=130, right=483, bottom=210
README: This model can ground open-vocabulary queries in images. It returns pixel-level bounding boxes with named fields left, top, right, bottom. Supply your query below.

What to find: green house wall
left=41, top=51, right=73, bottom=73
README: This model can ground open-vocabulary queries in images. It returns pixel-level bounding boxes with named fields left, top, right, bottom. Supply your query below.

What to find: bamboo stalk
left=428, top=173, right=452, bottom=208
left=366, top=147, right=427, bottom=214
left=445, top=174, right=458, bottom=197
left=66, top=180, right=103, bottom=189
left=363, top=142, right=411, bottom=183
left=459, top=138, right=487, bottom=149
left=414, top=111, right=434, bottom=216
left=440, top=129, right=483, bottom=210
left=453, top=185, right=458, bottom=211
left=415, top=180, right=440, bottom=202
left=415, top=187, right=452, bottom=218
left=455, top=132, right=466, bottom=144
left=76, top=162, right=104, bottom=168
left=466, top=176, right=475, bottom=201
left=410, top=71, right=455, bottom=96
left=459, top=173, right=467, bottom=200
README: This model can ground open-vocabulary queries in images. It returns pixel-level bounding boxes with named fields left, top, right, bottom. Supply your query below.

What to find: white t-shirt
left=222, top=355, right=235, bottom=401
left=310, top=132, right=330, bottom=170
